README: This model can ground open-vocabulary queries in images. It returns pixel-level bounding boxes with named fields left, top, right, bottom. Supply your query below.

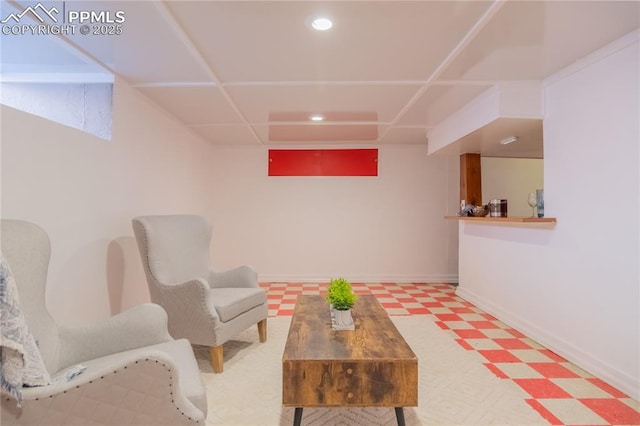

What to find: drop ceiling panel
left=398, top=84, right=493, bottom=126
left=536, top=1, right=640, bottom=76
left=190, top=125, right=259, bottom=145
left=440, top=1, right=640, bottom=81
left=253, top=125, right=386, bottom=145
left=137, top=86, right=242, bottom=125
left=166, top=1, right=494, bottom=82
left=269, top=111, right=378, bottom=122
left=379, top=127, right=429, bottom=145
left=269, top=124, right=378, bottom=142
left=63, top=1, right=211, bottom=83
left=225, top=84, right=419, bottom=123
left=4, top=1, right=637, bottom=155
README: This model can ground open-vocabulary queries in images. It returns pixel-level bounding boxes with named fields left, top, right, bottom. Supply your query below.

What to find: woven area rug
left=194, top=316, right=545, bottom=425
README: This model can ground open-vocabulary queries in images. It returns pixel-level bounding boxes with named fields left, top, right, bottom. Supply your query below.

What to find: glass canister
left=488, top=199, right=508, bottom=217
left=536, top=189, right=544, bottom=218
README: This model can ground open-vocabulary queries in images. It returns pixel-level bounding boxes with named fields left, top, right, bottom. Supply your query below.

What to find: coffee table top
left=282, top=294, right=416, bottom=361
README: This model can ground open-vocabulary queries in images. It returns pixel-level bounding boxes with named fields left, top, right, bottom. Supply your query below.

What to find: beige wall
left=457, top=33, right=639, bottom=399
left=1, top=78, right=461, bottom=325
left=481, top=157, right=544, bottom=217
left=1, top=78, right=216, bottom=326
left=207, top=145, right=460, bottom=283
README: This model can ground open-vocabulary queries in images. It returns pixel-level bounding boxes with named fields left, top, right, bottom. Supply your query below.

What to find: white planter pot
left=331, top=308, right=355, bottom=330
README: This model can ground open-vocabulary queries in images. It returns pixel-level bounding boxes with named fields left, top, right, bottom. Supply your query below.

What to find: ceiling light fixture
left=500, top=136, right=518, bottom=145
left=311, top=17, right=333, bottom=31
left=310, top=114, right=324, bottom=121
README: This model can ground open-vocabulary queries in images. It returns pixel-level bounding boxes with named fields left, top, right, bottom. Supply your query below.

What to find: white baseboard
left=456, top=286, right=640, bottom=401
left=258, top=274, right=458, bottom=284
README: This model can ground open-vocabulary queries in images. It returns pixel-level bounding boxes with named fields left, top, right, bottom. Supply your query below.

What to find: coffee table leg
left=394, top=407, right=405, bottom=426
left=293, top=407, right=303, bottom=426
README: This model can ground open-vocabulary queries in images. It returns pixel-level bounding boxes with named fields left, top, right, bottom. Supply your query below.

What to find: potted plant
left=325, top=277, right=358, bottom=330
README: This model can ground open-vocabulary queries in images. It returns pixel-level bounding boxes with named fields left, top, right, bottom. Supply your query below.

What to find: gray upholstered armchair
left=132, top=215, right=268, bottom=373
left=0, top=219, right=207, bottom=425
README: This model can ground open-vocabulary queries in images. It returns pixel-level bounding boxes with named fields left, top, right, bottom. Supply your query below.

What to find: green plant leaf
left=325, top=277, right=358, bottom=310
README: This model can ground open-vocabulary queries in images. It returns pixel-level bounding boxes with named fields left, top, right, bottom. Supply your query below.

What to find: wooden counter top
left=445, top=216, right=557, bottom=223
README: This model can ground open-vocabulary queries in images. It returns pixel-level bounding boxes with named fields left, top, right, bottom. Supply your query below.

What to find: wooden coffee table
left=282, top=295, right=418, bottom=426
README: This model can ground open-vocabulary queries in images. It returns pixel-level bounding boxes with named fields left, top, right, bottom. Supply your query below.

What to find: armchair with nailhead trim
left=0, top=219, right=207, bottom=425
left=132, top=214, right=268, bottom=374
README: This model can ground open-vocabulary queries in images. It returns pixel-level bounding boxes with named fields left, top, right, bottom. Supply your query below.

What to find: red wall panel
left=268, top=149, right=322, bottom=176
left=268, top=149, right=378, bottom=176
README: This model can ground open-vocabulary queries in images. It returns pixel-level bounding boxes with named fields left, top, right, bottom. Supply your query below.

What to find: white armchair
left=0, top=219, right=207, bottom=425
left=132, top=215, right=268, bottom=373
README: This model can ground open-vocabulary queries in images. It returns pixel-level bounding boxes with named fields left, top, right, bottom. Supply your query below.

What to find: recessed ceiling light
left=311, top=17, right=333, bottom=31
left=500, top=136, right=518, bottom=145
left=310, top=114, right=324, bottom=121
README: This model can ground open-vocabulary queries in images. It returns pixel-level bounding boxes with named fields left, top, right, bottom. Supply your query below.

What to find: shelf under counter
left=445, top=216, right=557, bottom=223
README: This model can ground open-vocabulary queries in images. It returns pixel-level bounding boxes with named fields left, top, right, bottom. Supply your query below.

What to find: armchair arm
left=208, top=265, right=258, bottom=289
left=57, top=303, right=173, bottom=370
left=152, top=278, right=221, bottom=346
left=10, top=350, right=205, bottom=425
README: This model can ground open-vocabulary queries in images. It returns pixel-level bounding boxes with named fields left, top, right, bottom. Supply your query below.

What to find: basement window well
left=0, top=82, right=114, bottom=140
left=0, top=0, right=114, bottom=140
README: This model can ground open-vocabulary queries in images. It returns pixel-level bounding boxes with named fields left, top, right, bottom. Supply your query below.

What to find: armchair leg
left=210, top=345, right=224, bottom=374
left=258, top=319, right=267, bottom=342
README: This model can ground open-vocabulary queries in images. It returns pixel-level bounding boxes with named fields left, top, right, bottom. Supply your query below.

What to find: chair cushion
left=208, top=288, right=267, bottom=323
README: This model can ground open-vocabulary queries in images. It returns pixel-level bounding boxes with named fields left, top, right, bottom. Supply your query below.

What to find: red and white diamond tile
left=260, top=281, right=640, bottom=425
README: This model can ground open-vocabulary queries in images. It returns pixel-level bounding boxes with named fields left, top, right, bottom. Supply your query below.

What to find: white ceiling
left=1, top=0, right=638, bottom=157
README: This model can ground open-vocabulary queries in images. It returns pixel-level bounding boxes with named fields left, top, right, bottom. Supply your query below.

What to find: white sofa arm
left=57, top=303, right=172, bottom=370
left=3, top=350, right=204, bottom=425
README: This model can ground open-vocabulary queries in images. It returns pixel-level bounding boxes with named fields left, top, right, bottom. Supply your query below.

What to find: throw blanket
left=0, top=255, right=51, bottom=406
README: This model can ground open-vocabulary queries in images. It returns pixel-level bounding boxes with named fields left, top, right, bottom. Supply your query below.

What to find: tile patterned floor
left=261, top=281, right=640, bottom=426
